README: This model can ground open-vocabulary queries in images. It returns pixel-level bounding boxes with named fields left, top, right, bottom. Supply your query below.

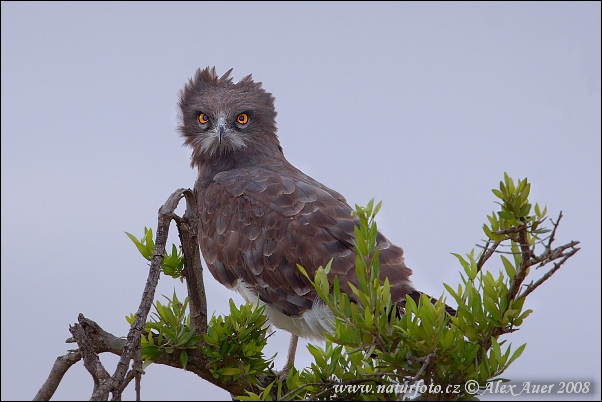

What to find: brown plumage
left=179, top=67, right=430, bottom=342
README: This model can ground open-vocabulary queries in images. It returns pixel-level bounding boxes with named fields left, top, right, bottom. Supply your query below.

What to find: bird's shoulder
left=207, top=164, right=350, bottom=218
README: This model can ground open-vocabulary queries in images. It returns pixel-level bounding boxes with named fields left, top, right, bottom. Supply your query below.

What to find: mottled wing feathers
left=198, top=166, right=414, bottom=318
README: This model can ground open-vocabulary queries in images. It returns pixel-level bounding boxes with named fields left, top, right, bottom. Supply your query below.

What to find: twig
left=134, top=348, right=143, bottom=401
left=407, top=353, right=434, bottom=386
left=476, top=235, right=550, bottom=252
left=117, top=349, right=143, bottom=399
left=518, top=243, right=580, bottom=299
left=476, top=240, right=500, bottom=272
left=394, top=352, right=436, bottom=400
left=547, top=212, right=562, bottom=250
left=120, top=370, right=137, bottom=395
left=490, top=217, right=545, bottom=236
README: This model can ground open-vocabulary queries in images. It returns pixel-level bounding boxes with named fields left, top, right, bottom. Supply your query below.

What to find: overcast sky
left=2, top=2, right=600, bottom=401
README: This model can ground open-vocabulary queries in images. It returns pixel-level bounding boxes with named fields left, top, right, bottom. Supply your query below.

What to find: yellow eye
left=198, top=113, right=209, bottom=124
left=236, top=113, right=249, bottom=125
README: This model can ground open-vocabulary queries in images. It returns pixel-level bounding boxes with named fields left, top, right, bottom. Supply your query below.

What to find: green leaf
left=491, top=337, right=502, bottom=363
left=125, top=313, right=136, bottom=325
left=519, top=203, right=531, bottom=218
left=180, top=351, right=188, bottom=369
left=518, top=183, right=531, bottom=205
left=373, top=200, right=383, bottom=217
left=452, top=253, right=469, bottom=272
left=366, top=198, right=374, bottom=214
left=499, top=210, right=515, bottom=221
left=499, top=180, right=508, bottom=197
left=296, top=264, right=310, bottom=281
left=145, top=227, right=155, bottom=250
left=220, top=367, right=243, bottom=376
left=353, top=226, right=368, bottom=256
left=501, top=255, right=516, bottom=280
left=505, top=172, right=515, bottom=193
left=364, top=309, right=373, bottom=327
left=125, top=231, right=152, bottom=260
left=507, top=343, right=527, bottom=366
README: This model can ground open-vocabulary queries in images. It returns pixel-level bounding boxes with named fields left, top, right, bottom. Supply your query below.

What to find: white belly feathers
left=233, top=279, right=334, bottom=341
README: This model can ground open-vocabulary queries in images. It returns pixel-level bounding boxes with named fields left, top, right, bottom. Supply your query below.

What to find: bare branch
left=35, top=189, right=274, bottom=400
left=506, top=225, right=533, bottom=301
left=35, top=314, right=130, bottom=401
left=35, top=189, right=199, bottom=400
left=508, top=212, right=580, bottom=299
left=79, top=316, right=127, bottom=355
left=174, top=189, right=207, bottom=334
left=69, top=314, right=111, bottom=400
left=34, top=351, right=82, bottom=401
left=133, top=348, right=143, bottom=401
left=108, top=189, right=186, bottom=400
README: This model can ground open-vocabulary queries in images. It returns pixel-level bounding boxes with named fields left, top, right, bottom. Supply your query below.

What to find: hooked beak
left=216, top=117, right=226, bottom=144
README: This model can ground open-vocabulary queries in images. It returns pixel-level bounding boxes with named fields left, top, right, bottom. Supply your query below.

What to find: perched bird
left=178, top=67, right=447, bottom=371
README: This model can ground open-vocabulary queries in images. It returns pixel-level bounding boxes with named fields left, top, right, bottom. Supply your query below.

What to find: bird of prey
left=178, top=67, right=444, bottom=370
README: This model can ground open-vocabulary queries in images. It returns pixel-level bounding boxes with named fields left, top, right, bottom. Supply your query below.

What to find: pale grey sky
left=1, top=2, right=600, bottom=401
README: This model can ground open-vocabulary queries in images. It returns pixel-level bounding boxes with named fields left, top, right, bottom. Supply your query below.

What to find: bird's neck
left=195, top=145, right=287, bottom=189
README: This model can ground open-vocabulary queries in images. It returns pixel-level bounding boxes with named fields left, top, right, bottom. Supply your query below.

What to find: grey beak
left=217, top=117, right=227, bottom=144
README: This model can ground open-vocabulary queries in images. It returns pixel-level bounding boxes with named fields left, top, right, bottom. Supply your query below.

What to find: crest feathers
left=194, top=66, right=234, bottom=87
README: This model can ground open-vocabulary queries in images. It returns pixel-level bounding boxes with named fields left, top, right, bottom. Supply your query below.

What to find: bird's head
left=178, top=67, right=280, bottom=169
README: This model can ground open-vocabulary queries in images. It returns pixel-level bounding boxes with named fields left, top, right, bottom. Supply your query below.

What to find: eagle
left=178, top=67, right=444, bottom=371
